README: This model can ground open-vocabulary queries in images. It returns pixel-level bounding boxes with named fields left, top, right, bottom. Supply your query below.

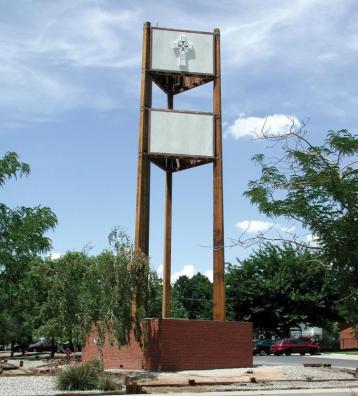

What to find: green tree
left=34, top=252, right=91, bottom=354
left=226, top=243, right=340, bottom=336
left=0, top=152, right=57, bottom=354
left=31, top=228, right=161, bottom=362
left=145, top=270, right=162, bottom=318
left=170, top=288, right=187, bottom=318
left=172, top=273, right=212, bottom=319
left=244, top=129, right=358, bottom=321
left=81, top=236, right=156, bottom=364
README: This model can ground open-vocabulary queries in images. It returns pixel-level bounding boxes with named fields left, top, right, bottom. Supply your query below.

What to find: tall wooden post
left=162, top=93, right=173, bottom=318
left=135, top=22, right=152, bottom=254
left=162, top=170, right=172, bottom=317
left=213, top=29, right=225, bottom=321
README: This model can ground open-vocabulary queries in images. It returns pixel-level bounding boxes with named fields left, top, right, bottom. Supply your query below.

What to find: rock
left=0, top=362, right=17, bottom=370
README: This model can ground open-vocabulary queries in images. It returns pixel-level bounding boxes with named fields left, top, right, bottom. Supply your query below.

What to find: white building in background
left=290, top=324, right=323, bottom=339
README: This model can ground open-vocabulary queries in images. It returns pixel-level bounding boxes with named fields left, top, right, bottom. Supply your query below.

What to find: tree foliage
left=0, top=152, right=57, bottom=277
left=34, top=252, right=91, bottom=349
left=0, top=152, right=57, bottom=350
left=34, top=229, right=161, bottom=361
left=0, top=152, right=30, bottom=187
left=172, top=273, right=212, bottom=320
left=244, top=129, right=358, bottom=321
left=226, top=243, right=340, bottom=336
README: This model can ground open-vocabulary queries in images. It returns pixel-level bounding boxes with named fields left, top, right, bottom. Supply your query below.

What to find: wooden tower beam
left=162, top=92, right=174, bottom=318
left=135, top=22, right=152, bottom=255
left=213, top=28, right=225, bottom=321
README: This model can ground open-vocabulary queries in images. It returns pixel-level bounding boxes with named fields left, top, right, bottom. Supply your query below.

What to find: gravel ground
left=279, top=365, right=354, bottom=380
left=0, top=376, right=106, bottom=396
left=0, top=376, right=59, bottom=396
left=0, top=366, right=357, bottom=396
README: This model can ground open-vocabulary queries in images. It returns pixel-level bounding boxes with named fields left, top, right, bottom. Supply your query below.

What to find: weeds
left=98, top=374, right=118, bottom=391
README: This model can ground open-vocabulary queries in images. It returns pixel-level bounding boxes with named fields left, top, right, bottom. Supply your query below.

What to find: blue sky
left=1, top=0, right=358, bottom=281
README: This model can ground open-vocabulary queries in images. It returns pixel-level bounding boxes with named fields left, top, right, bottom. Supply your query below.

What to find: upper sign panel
left=151, top=28, right=214, bottom=75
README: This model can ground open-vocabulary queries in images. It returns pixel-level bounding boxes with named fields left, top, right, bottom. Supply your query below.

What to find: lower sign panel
left=149, top=110, right=214, bottom=158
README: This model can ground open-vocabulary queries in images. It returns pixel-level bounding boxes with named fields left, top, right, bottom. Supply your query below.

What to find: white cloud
left=157, top=264, right=163, bottom=278
left=305, top=233, right=319, bottom=246
left=236, top=220, right=296, bottom=234
left=227, top=114, right=300, bottom=140
left=170, top=265, right=213, bottom=283
left=281, top=226, right=296, bottom=233
left=158, top=264, right=213, bottom=283
left=49, top=252, right=62, bottom=260
left=221, top=0, right=311, bottom=67
left=204, top=269, right=213, bottom=283
left=171, top=264, right=196, bottom=283
left=39, top=7, right=141, bottom=68
left=236, top=220, right=274, bottom=233
left=1, top=0, right=358, bottom=129
left=0, top=3, right=141, bottom=128
left=221, top=0, right=355, bottom=70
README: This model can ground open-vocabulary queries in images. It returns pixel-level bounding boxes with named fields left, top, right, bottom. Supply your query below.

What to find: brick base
left=82, top=318, right=253, bottom=370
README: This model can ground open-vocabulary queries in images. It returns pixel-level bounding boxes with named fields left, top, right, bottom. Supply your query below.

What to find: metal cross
left=172, top=35, right=193, bottom=67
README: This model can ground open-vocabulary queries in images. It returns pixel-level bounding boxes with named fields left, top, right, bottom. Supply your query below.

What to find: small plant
left=56, top=363, right=99, bottom=391
left=85, top=358, right=103, bottom=372
left=98, top=374, right=118, bottom=391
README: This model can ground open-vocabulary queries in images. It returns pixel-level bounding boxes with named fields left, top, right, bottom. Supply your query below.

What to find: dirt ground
left=119, top=365, right=358, bottom=393
left=134, top=366, right=284, bottom=385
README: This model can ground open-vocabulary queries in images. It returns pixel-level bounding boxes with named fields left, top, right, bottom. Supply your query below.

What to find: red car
left=270, top=337, right=320, bottom=356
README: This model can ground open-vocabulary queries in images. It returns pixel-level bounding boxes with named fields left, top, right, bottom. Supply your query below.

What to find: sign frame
left=148, top=108, right=215, bottom=159
left=150, top=27, right=215, bottom=77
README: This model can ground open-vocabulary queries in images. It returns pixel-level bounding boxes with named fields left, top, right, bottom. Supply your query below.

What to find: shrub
left=98, top=374, right=118, bottom=391
left=56, top=363, right=99, bottom=391
left=85, top=359, right=103, bottom=372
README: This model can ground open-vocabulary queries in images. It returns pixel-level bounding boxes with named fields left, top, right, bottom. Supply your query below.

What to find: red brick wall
left=82, top=319, right=253, bottom=370
left=82, top=327, right=144, bottom=369
left=142, top=318, right=161, bottom=370
left=340, top=325, right=358, bottom=349
left=158, top=319, right=252, bottom=370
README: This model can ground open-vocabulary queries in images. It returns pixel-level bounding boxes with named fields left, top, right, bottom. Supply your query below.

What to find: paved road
left=254, top=354, right=358, bottom=369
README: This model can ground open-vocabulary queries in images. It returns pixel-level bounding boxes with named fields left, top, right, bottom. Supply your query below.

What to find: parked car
left=254, top=339, right=275, bottom=355
left=27, top=340, right=55, bottom=353
left=270, top=337, right=320, bottom=356
left=11, top=343, right=26, bottom=352
left=253, top=340, right=257, bottom=355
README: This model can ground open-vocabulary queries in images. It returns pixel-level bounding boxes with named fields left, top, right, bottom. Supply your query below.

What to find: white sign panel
left=151, top=28, right=214, bottom=75
left=149, top=110, right=214, bottom=158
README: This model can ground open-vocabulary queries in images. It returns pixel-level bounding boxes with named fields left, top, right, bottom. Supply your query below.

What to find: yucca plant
left=56, top=363, right=99, bottom=391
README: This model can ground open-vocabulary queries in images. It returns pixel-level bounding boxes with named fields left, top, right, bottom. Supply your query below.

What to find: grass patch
left=339, top=351, right=358, bottom=355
